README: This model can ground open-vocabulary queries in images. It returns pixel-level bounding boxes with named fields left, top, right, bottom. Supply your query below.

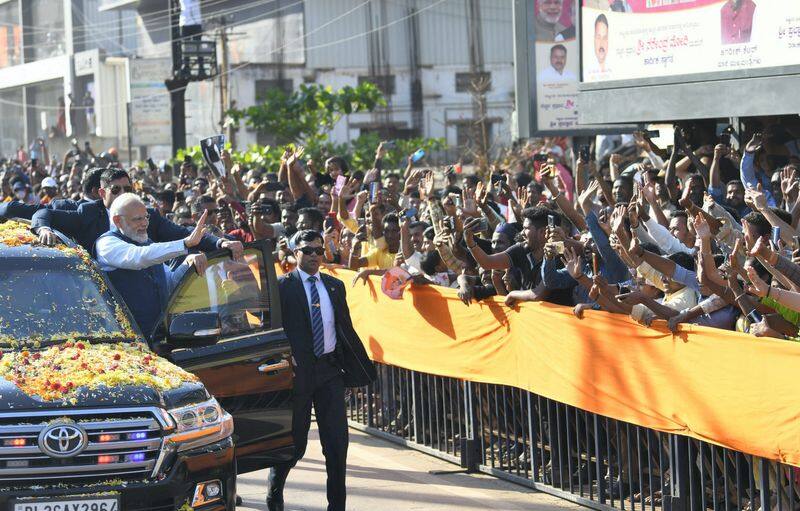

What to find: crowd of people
left=3, top=123, right=800, bottom=341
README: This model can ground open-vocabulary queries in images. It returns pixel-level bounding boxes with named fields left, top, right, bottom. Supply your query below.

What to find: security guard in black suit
left=270, top=229, right=377, bottom=511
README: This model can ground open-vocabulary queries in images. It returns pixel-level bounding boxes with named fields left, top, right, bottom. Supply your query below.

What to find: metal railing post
left=366, top=382, right=374, bottom=428
left=460, top=380, right=480, bottom=472
left=665, top=434, right=689, bottom=511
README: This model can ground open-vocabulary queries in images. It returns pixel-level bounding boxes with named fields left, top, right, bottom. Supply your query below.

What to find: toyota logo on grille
left=38, top=423, right=88, bottom=458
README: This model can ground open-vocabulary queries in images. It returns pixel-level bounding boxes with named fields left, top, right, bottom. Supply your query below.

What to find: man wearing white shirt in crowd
left=96, top=193, right=209, bottom=339
left=538, top=44, right=577, bottom=83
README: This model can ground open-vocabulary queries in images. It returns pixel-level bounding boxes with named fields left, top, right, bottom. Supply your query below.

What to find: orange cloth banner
left=286, top=265, right=800, bottom=466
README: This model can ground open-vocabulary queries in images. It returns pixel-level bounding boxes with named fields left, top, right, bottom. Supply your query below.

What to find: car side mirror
left=168, top=312, right=222, bottom=346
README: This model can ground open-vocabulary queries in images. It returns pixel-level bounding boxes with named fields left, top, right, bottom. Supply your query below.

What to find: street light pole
left=217, top=18, right=231, bottom=144
left=166, top=0, right=188, bottom=155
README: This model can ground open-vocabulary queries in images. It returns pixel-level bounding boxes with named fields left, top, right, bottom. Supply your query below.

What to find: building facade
left=0, top=0, right=136, bottom=158
left=101, top=0, right=516, bottom=162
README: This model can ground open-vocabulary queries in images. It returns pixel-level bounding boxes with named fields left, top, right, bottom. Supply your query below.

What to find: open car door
left=152, top=240, right=293, bottom=473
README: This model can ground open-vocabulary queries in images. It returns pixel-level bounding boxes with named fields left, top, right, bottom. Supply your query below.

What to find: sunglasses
left=206, top=208, right=221, bottom=215
left=125, top=213, right=150, bottom=223
left=109, top=185, right=133, bottom=195
left=298, top=246, right=324, bottom=256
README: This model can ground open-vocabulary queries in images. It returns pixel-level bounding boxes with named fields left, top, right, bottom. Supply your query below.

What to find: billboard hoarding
left=129, top=58, right=172, bottom=148
left=532, top=0, right=580, bottom=133
left=513, top=0, right=635, bottom=137
left=581, top=0, right=800, bottom=84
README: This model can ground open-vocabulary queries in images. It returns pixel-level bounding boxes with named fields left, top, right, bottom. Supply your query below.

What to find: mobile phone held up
left=411, top=149, right=426, bottom=163
left=334, top=175, right=348, bottom=195
left=369, top=182, right=380, bottom=204
left=324, top=212, right=337, bottom=231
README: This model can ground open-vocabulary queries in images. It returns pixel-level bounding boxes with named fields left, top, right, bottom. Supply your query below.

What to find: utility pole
left=217, top=18, right=234, bottom=146
left=166, top=0, right=188, bottom=155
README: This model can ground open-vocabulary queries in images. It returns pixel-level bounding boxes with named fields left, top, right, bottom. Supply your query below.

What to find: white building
left=106, top=0, right=517, bottom=161
left=0, top=0, right=136, bottom=158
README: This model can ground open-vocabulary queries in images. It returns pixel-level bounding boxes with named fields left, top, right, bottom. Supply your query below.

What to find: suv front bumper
left=0, top=438, right=237, bottom=511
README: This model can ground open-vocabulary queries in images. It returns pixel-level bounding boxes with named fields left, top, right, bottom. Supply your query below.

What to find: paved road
left=236, top=424, right=581, bottom=511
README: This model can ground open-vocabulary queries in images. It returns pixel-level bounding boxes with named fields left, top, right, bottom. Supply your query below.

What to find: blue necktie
left=307, top=276, right=326, bottom=357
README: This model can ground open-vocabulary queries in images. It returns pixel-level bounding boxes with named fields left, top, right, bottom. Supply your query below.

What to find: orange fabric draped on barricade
left=281, top=265, right=800, bottom=467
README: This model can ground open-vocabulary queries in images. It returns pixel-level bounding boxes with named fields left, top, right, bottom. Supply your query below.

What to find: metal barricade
left=347, top=362, right=800, bottom=511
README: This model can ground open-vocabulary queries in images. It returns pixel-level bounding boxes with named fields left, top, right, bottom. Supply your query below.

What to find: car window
left=167, top=248, right=270, bottom=340
left=0, top=258, right=127, bottom=344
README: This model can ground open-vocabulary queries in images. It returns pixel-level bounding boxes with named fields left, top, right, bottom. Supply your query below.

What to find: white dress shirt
left=96, top=235, right=188, bottom=271
left=538, top=65, right=577, bottom=83
left=296, top=268, right=336, bottom=354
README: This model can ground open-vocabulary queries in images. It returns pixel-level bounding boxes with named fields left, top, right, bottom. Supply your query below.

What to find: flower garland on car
left=0, top=221, right=199, bottom=401
left=0, top=220, right=37, bottom=247
left=0, top=340, right=199, bottom=402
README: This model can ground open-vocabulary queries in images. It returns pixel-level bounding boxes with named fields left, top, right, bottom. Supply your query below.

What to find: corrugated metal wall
left=305, top=0, right=513, bottom=71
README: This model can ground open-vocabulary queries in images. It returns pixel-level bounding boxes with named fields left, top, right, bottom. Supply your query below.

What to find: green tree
left=228, top=82, right=386, bottom=152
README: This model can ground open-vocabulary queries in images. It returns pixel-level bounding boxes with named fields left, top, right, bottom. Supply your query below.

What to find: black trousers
left=268, top=356, right=348, bottom=511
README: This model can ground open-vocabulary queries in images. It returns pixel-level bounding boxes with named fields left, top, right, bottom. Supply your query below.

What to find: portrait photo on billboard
left=538, top=44, right=578, bottom=83
left=534, top=0, right=576, bottom=41
left=531, top=0, right=581, bottom=132
left=720, top=0, right=756, bottom=45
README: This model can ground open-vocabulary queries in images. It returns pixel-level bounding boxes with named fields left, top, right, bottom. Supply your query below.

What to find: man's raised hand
left=184, top=210, right=208, bottom=249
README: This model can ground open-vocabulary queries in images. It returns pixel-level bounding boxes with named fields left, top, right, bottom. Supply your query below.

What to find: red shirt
left=721, top=0, right=756, bottom=45
left=226, top=228, right=254, bottom=243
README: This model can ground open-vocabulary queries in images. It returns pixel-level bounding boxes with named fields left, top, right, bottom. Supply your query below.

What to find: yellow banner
left=288, top=266, right=800, bottom=467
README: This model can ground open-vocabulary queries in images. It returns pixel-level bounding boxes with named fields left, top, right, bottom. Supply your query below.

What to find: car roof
left=0, top=244, right=76, bottom=259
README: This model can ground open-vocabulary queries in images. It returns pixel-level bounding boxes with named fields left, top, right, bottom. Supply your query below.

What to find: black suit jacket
left=279, top=270, right=377, bottom=389
left=0, top=198, right=87, bottom=221
left=30, top=199, right=221, bottom=255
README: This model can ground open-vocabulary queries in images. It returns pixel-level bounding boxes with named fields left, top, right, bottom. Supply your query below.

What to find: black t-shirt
left=504, top=243, right=540, bottom=291
left=502, top=242, right=574, bottom=306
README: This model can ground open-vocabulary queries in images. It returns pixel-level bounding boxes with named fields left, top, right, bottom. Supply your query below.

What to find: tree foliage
left=227, top=82, right=386, bottom=149
left=173, top=82, right=444, bottom=174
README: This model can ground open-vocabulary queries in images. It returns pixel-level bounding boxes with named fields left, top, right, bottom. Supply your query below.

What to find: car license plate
left=12, top=497, right=119, bottom=511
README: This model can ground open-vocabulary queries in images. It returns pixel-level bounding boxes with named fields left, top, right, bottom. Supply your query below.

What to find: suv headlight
left=165, top=397, right=233, bottom=452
